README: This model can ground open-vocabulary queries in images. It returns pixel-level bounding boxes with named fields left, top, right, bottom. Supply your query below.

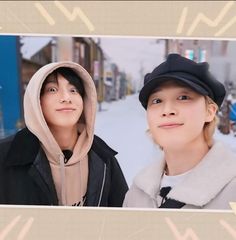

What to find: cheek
left=147, top=110, right=155, bottom=128
left=77, top=97, right=83, bottom=107
left=40, top=97, right=53, bottom=119
left=184, top=106, right=207, bottom=129
left=146, top=110, right=160, bottom=136
left=75, top=98, right=84, bottom=113
left=40, top=98, right=47, bottom=115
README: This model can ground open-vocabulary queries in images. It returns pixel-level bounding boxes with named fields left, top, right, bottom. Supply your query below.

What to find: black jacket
left=0, top=128, right=128, bottom=206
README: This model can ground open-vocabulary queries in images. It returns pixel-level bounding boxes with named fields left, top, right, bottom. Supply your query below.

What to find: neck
left=49, top=126, right=78, bottom=150
left=163, top=136, right=210, bottom=176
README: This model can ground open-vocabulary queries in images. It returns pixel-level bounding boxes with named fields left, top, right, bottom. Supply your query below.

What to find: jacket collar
left=5, top=128, right=40, bottom=167
left=134, top=141, right=236, bottom=207
left=133, top=154, right=165, bottom=200
left=169, top=141, right=236, bottom=206
left=5, top=128, right=117, bottom=167
left=91, top=135, right=118, bottom=161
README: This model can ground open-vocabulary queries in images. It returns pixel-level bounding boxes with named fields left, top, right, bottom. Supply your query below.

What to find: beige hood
left=24, top=61, right=97, bottom=205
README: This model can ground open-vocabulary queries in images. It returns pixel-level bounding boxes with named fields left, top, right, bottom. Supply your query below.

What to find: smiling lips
left=158, top=123, right=184, bottom=129
left=56, top=108, right=76, bottom=112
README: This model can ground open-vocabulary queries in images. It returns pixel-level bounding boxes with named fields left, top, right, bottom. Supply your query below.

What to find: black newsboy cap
left=139, top=53, right=226, bottom=109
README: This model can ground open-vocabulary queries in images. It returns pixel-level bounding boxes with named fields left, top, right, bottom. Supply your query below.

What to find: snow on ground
left=95, top=94, right=236, bottom=186
left=214, top=129, right=236, bottom=152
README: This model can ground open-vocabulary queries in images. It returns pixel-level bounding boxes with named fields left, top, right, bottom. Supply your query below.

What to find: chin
left=53, top=122, right=78, bottom=129
left=157, top=138, right=188, bottom=149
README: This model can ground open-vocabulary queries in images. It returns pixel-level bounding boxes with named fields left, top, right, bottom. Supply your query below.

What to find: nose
left=161, top=102, right=177, bottom=117
left=59, top=89, right=71, bottom=103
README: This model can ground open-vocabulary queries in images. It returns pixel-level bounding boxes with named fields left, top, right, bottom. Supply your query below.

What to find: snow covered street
left=95, top=94, right=236, bottom=186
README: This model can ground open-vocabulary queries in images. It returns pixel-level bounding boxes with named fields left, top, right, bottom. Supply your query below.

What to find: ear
left=205, top=103, right=217, bottom=123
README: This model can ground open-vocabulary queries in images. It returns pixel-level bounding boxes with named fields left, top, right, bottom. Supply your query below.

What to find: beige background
left=0, top=1, right=236, bottom=239
left=0, top=206, right=236, bottom=240
left=0, top=1, right=236, bottom=38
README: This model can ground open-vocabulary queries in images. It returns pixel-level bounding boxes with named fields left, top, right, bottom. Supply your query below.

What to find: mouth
left=56, top=108, right=76, bottom=112
left=158, top=123, right=184, bottom=129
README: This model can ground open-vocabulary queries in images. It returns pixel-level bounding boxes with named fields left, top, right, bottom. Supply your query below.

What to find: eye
left=70, top=88, right=79, bottom=94
left=177, top=95, right=190, bottom=100
left=151, top=98, right=162, bottom=104
left=46, top=87, right=57, bottom=93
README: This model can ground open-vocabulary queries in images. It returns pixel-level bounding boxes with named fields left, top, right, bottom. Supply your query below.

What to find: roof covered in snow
left=20, top=36, right=53, bottom=60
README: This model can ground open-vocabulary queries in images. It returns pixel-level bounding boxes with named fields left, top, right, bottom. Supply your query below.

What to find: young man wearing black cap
left=123, top=53, right=236, bottom=209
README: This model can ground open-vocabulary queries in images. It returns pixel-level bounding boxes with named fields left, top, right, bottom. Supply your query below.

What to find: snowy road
left=95, top=94, right=236, bottom=186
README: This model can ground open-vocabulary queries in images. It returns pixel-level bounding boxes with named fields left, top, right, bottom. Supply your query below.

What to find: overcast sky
left=99, top=36, right=166, bottom=90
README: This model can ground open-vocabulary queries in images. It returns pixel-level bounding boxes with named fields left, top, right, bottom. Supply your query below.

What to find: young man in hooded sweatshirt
left=0, top=61, right=128, bottom=206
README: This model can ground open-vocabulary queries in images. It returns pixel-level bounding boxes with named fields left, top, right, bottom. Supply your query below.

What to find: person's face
left=146, top=82, right=216, bottom=150
left=40, top=74, right=83, bottom=130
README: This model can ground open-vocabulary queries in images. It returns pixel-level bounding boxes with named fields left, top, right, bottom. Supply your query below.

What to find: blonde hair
left=203, top=96, right=218, bottom=148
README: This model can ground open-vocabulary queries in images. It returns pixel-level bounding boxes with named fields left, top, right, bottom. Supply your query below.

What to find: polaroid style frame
left=0, top=1, right=236, bottom=240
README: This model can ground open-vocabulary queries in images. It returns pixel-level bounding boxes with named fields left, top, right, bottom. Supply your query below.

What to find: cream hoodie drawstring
left=59, top=154, right=66, bottom=205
